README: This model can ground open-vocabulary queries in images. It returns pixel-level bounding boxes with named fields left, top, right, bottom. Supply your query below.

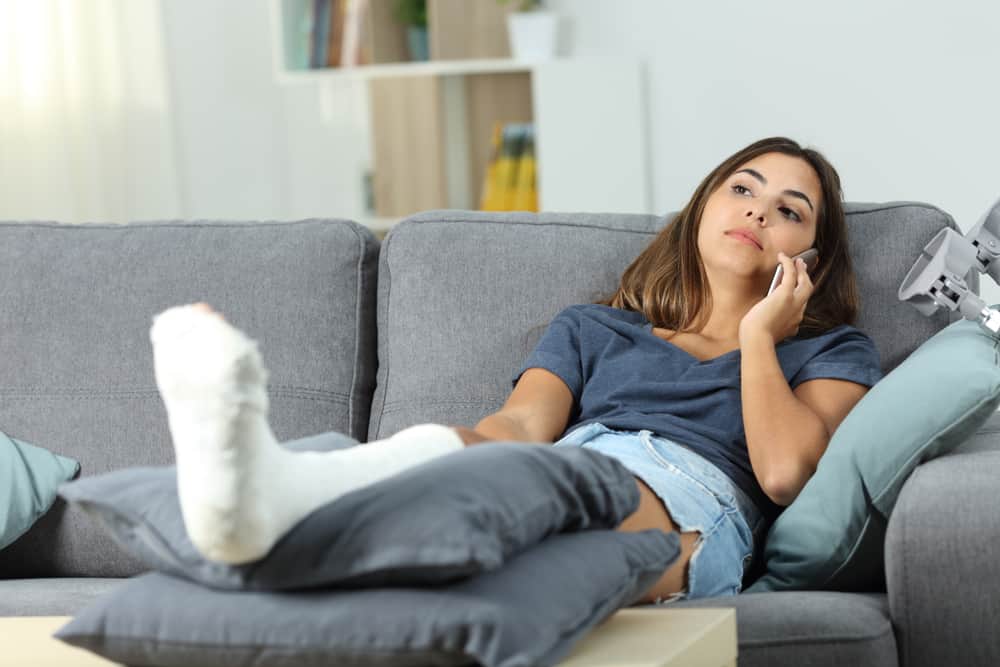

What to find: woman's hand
left=738, top=251, right=815, bottom=345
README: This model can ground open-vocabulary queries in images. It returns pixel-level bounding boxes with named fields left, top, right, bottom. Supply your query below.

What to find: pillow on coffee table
left=55, top=528, right=679, bottom=667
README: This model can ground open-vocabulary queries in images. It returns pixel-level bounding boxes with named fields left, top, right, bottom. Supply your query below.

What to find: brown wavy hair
left=593, top=136, right=859, bottom=338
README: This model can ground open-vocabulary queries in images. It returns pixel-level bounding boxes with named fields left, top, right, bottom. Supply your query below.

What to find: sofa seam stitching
left=0, top=386, right=352, bottom=401
left=380, top=398, right=510, bottom=414
left=398, top=217, right=658, bottom=236
left=740, top=624, right=896, bottom=648
left=348, top=222, right=364, bottom=440
left=372, top=224, right=395, bottom=440
left=900, top=474, right=912, bottom=666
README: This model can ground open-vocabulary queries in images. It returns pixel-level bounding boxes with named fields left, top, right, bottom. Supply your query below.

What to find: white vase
left=506, top=10, right=559, bottom=62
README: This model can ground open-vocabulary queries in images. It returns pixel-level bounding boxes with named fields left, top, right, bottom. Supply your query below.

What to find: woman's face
left=697, top=151, right=821, bottom=287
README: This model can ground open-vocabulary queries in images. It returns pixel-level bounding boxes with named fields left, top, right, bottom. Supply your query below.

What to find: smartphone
left=767, top=248, right=819, bottom=295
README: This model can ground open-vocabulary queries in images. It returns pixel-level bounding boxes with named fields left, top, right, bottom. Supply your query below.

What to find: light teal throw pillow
left=748, top=312, right=1000, bottom=592
left=1, top=431, right=80, bottom=550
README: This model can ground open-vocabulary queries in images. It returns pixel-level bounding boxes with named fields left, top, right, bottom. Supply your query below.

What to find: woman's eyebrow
left=734, top=168, right=815, bottom=213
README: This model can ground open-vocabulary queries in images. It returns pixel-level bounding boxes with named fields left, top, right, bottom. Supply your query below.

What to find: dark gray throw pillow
left=56, top=528, right=680, bottom=667
left=57, top=442, right=643, bottom=591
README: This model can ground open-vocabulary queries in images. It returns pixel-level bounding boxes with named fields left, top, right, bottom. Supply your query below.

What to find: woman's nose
left=746, top=209, right=766, bottom=225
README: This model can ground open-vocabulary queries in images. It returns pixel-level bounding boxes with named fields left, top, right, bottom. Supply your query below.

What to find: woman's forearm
left=739, top=331, right=829, bottom=505
left=469, top=412, right=538, bottom=443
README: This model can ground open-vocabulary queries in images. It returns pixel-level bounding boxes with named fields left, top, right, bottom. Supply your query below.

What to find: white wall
left=157, top=0, right=1000, bottom=299
left=159, top=0, right=371, bottom=222
left=547, top=0, right=1000, bottom=301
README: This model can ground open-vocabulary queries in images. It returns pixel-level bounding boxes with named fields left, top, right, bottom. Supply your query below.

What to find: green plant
left=496, top=0, right=543, bottom=11
left=393, top=0, right=427, bottom=27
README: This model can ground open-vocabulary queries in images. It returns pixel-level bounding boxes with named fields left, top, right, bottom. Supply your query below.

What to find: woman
left=150, top=136, right=882, bottom=606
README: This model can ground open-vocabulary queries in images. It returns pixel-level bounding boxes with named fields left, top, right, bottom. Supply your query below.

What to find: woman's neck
left=697, top=290, right=760, bottom=343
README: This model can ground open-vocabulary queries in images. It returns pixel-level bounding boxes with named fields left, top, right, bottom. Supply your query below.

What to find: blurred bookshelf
left=270, top=0, right=650, bottom=237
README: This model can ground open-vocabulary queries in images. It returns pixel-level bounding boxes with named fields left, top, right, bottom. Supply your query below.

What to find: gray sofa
left=1, top=205, right=998, bottom=667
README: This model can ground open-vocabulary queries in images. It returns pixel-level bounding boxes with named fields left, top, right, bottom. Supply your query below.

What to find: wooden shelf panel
left=276, top=58, right=537, bottom=83
left=428, top=0, right=512, bottom=60
left=464, top=73, right=532, bottom=209
left=368, top=75, right=448, bottom=217
left=365, top=0, right=408, bottom=65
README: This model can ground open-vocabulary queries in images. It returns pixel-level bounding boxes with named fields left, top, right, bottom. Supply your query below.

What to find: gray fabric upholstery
left=1, top=207, right=992, bottom=667
left=951, top=409, right=1000, bottom=456
left=0, top=578, right=126, bottom=616
left=0, top=219, right=379, bottom=578
left=670, top=592, right=897, bottom=667
left=369, top=204, right=974, bottom=439
left=885, top=449, right=1000, bottom=667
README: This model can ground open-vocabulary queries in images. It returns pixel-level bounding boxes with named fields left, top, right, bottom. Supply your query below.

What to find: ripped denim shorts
left=553, top=421, right=767, bottom=602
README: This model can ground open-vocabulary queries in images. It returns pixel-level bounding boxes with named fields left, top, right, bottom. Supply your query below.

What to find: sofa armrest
left=885, top=448, right=1000, bottom=667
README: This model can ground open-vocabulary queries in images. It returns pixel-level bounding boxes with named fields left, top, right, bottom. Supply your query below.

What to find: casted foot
left=150, top=302, right=279, bottom=564
left=148, top=302, right=470, bottom=565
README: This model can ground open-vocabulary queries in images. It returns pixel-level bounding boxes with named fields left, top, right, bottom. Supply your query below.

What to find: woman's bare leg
left=452, top=426, right=697, bottom=601
left=617, top=478, right=701, bottom=603
left=150, top=302, right=466, bottom=565
left=449, top=424, right=695, bottom=600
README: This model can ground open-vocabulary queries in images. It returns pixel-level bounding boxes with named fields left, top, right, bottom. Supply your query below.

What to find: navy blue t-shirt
left=512, top=303, right=885, bottom=521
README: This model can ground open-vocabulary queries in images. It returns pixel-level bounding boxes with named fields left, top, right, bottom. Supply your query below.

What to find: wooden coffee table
left=0, top=607, right=736, bottom=667
left=560, top=608, right=737, bottom=667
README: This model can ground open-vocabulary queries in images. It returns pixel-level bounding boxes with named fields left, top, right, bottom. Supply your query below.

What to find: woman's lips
left=727, top=231, right=762, bottom=250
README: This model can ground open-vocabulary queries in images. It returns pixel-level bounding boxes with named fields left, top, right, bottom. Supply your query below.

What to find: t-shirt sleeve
left=511, top=306, right=584, bottom=400
left=790, top=326, right=885, bottom=389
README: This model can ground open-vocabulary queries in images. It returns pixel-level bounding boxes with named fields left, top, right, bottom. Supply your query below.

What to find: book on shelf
left=511, top=124, right=538, bottom=212
left=326, top=0, right=347, bottom=67
left=303, top=0, right=370, bottom=70
left=339, top=0, right=371, bottom=67
left=480, top=122, right=538, bottom=213
left=294, top=2, right=313, bottom=69
left=309, top=0, right=332, bottom=68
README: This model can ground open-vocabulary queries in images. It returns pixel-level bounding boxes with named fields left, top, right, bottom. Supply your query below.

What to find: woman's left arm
left=739, top=332, right=831, bottom=507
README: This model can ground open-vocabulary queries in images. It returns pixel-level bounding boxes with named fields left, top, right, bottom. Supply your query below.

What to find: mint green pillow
left=1, top=431, right=81, bottom=550
left=748, top=312, right=1000, bottom=592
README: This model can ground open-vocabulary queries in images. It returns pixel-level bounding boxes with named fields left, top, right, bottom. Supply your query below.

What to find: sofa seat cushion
left=0, top=577, right=127, bottom=616
left=670, top=591, right=897, bottom=667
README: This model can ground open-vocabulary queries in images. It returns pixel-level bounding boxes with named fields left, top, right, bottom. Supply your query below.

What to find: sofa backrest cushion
left=369, top=204, right=974, bottom=440
left=0, top=219, right=379, bottom=578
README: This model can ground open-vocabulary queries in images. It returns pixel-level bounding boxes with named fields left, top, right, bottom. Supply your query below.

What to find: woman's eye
left=731, top=184, right=751, bottom=195
left=780, top=207, right=802, bottom=222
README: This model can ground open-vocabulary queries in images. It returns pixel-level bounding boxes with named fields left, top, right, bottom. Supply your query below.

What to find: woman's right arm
left=470, top=367, right=575, bottom=444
